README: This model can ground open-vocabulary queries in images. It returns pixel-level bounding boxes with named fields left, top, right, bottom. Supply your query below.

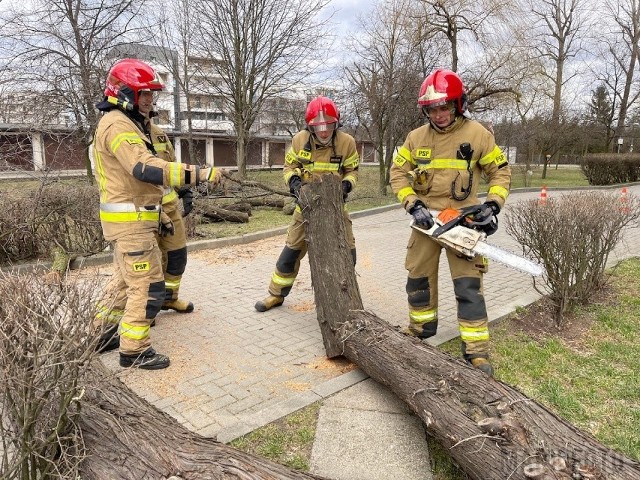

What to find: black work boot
left=403, top=322, right=437, bottom=340
left=469, top=357, right=494, bottom=376
left=96, top=325, right=119, bottom=353
left=255, top=295, right=284, bottom=312
left=119, top=347, right=170, bottom=370
left=161, top=299, right=194, bottom=313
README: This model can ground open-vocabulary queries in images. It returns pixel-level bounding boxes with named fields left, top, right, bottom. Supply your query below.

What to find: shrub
left=580, top=153, right=640, bottom=185
left=505, top=191, right=640, bottom=325
left=0, top=181, right=107, bottom=265
left=0, top=271, right=100, bottom=478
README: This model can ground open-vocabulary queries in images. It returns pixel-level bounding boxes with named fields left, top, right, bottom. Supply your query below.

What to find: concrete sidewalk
left=92, top=185, right=640, bottom=480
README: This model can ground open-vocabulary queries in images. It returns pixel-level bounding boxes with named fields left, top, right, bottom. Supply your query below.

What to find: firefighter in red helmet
left=255, top=96, right=359, bottom=312
left=93, top=58, right=221, bottom=369
left=389, top=69, right=512, bottom=376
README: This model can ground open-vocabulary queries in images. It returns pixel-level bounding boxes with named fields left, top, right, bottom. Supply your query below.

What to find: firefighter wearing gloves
left=255, top=96, right=359, bottom=312
left=390, top=69, right=511, bottom=376
left=93, top=58, right=221, bottom=370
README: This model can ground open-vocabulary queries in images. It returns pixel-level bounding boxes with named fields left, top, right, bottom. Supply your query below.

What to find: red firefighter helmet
left=103, top=58, right=164, bottom=107
left=417, top=69, right=467, bottom=115
left=305, top=96, right=340, bottom=131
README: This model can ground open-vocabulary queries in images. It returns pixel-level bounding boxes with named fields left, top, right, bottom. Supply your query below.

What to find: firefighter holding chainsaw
left=93, top=58, right=221, bottom=369
left=255, top=96, right=359, bottom=312
left=390, top=69, right=511, bottom=376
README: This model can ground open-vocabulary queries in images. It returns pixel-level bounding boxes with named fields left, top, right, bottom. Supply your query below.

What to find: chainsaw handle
left=432, top=204, right=484, bottom=238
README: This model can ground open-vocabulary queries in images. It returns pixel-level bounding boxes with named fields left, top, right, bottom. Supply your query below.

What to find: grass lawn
left=230, top=256, right=640, bottom=480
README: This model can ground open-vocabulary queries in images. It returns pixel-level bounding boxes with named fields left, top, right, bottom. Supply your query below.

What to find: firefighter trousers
left=95, top=231, right=165, bottom=355
left=266, top=208, right=356, bottom=297
left=157, top=201, right=188, bottom=303
left=404, top=228, right=490, bottom=359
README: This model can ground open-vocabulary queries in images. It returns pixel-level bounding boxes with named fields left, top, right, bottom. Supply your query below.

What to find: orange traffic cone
left=620, top=187, right=630, bottom=214
left=538, top=186, right=548, bottom=205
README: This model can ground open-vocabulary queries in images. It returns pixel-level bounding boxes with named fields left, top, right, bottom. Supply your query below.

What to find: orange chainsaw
left=411, top=206, right=545, bottom=277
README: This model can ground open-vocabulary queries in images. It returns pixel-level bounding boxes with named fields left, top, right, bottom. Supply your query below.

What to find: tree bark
left=299, top=175, right=640, bottom=480
left=78, top=362, right=326, bottom=480
left=197, top=202, right=250, bottom=223
left=246, top=197, right=287, bottom=209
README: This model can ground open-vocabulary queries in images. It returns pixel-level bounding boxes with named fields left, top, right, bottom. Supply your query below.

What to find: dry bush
left=506, top=191, right=640, bottom=326
left=0, top=270, right=102, bottom=478
left=0, top=181, right=107, bottom=265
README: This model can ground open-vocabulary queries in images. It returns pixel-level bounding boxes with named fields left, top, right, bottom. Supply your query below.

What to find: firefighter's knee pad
left=453, top=277, right=486, bottom=320
left=276, top=246, right=301, bottom=274
left=406, top=277, right=430, bottom=307
left=146, top=280, right=166, bottom=319
left=166, top=247, right=187, bottom=276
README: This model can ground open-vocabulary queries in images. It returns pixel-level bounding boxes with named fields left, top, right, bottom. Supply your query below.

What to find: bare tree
left=527, top=0, right=590, bottom=173
left=345, top=0, right=439, bottom=195
left=604, top=0, right=640, bottom=142
left=418, top=0, right=510, bottom=72
left=147, top=0, right=202, bottom=164
left=0, top=0, right=152, bottom=178
left=192, top=0, right=330, bottom=178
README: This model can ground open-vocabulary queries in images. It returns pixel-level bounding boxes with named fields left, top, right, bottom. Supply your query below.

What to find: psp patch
left=133, top=261, right=150, bottom=272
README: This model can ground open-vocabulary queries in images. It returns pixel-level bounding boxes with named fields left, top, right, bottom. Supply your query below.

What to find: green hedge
left=581, top=154, right=640, bottom=185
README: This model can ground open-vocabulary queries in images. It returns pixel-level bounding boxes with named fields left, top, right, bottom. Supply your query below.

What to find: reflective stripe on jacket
left=283, top=130, right=359, bottom=191
left=389, top=117, right=511, bottom=212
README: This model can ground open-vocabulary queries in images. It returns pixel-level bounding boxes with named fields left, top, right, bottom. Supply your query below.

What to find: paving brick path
left=97, top=185, right=640, bottom=445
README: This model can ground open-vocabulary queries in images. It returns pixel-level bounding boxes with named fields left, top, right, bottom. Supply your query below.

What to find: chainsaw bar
left=411, top=221, right=545, bottom=277
left=471, top=241, right=545, bottom=277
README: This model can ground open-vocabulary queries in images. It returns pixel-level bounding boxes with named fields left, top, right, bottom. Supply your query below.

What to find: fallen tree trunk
left=298, top=175, right=640, bottom=480
left=197, top=201, right=250, bottom=223
left=78, top=362, right=326, bottom=480
left=247, top=197, right=287, bottom=208
left=218, top=201, right=253, bottom=215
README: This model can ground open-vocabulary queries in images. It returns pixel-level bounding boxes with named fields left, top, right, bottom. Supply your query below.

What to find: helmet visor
left=309, top=122, right=336, bottom=134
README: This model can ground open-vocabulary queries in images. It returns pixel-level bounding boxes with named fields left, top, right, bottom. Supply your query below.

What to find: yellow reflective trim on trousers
left=309, top=162, right=340, bottom=172
left=95, top=304, right=123, bottom=324
left=488, top=185, right=509, bottom=200
left=162, top=189, right=178, bottom=204
left=460, top=326, right=489, bottom=341
left=418, top=158, right=477, bottom=170
left=272, top=272, right=295, bottom=286
left=409, top=309, right=438, bottom=324
left=111, top=132, right=143, bottom=154
left=393, top=146, right=414, bottom=167
left=165, top=279, right=180, bottom=289
left=343, top=153, right=359, bottom=168
left=168, top=162, right=182, bottom=187
left=120, top=322, right=150, bottom=341
left=478, top=146, right=505, bottom=166
left=99, top=211, right=160, bottom=222
left=397, top=186, right=416, bottom=203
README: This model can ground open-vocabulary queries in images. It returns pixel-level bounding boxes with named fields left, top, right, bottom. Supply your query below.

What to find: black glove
left=178, top=187, right=194, bottom=217
left=471, top=201, right=500, bottom=236
left=473, top=201, right=500, bottom=223
left=289, top=175, right=302, bottom=198
left=409, top=200, right=434, bottom=229
left=342, top=180, right=352, bottom=201
left=159, top=212, right=175, bottom=237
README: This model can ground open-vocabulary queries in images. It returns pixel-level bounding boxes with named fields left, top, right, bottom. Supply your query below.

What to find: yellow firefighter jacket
left=283, top=129, right=359, bottom=189
left=390, top=116, right=511, bottom=212
left=93, top=110, right=199, bottom=240
left=145, top=119, right=181, bottom=211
